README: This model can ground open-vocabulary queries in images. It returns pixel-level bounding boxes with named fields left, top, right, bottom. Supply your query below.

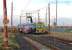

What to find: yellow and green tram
left=35, top=22, right=48, bottom=33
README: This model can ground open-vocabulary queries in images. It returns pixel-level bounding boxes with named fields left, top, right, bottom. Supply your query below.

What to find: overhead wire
left=20, top=0, right=32, bottom=16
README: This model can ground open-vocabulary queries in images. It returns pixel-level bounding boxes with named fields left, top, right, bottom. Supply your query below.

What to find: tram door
left=27, top=16, right=33, bottom=23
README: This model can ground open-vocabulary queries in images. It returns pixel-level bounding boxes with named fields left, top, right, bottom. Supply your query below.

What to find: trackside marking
left=24, top=37, right=51, bottom=50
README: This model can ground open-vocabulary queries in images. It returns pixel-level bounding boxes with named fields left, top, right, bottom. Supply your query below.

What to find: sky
left=0, top=0, right=72, bottom=26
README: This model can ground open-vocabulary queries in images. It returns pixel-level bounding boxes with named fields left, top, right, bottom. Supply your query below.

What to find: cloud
left=0, top=0, right=72, bottom=26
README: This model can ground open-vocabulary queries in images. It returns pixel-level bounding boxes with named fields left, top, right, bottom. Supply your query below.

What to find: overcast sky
left=0, top=0, right=72, bottom=26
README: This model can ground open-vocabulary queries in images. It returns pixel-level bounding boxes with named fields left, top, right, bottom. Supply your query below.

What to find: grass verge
left=0, top=32, right=20, bottom=50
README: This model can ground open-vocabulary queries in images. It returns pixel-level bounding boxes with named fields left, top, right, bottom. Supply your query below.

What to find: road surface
left=16, top=33, right=52, bottom=50
left=25, top=34, right=72, bottom=50
left=16, top=33, right=36, bottom=50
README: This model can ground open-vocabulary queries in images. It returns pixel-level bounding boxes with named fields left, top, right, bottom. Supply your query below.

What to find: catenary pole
left=3, top=0, right=9, bottom=48
left=48, top=0, right=50, bottom=32
left=11, top=0, right=13, bottom=26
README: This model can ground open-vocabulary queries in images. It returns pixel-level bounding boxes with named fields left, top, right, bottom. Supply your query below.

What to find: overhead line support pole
left=48, top=0, right=50, bottom=33
left=56, top=0, right=57, bottom=26
left=11, top=0, right=13, bottom=27
left=3, top=0, right=9, bottom=48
